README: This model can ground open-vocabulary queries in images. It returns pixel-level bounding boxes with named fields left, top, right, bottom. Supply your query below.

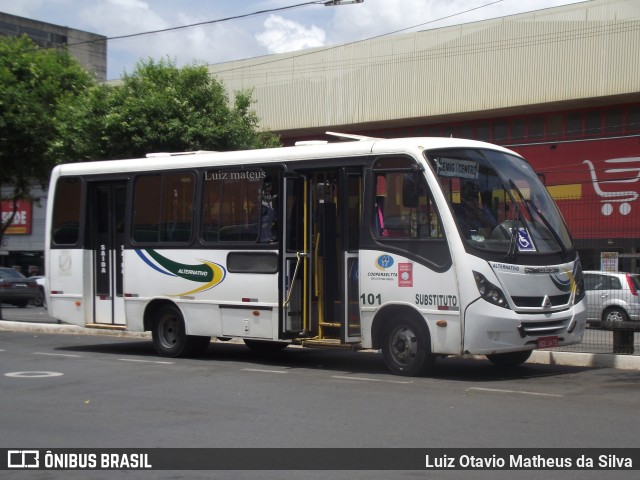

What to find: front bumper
left=463, top=297, right=587, bottom=354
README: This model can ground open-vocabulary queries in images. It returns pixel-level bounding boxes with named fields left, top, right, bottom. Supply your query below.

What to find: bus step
left=85, top=323, right=127, bottom=330
left=301, top=339, right=361, bottom=350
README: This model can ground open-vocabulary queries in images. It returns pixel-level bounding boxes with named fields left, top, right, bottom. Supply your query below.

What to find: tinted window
left=202, top=169, right=279, bottom=243
left=0, top=268, right=25, bottom=279
left=584, top=274, right=600, bottom=290
left=373, top=169, right=443, bottom=240
left=132, top=172, right=195, bottom=243
left=609, top=276, right=622, bottom=290
left=52, top=176, right=82, bottom=245
left=585, top=274, right=621, bottom=290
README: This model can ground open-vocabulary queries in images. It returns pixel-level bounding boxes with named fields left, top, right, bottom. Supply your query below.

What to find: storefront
left=1, top=186, right=47, bottom=275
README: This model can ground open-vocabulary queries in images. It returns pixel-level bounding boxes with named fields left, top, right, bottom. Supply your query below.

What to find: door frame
left=88, top=180, right=127, bottom=325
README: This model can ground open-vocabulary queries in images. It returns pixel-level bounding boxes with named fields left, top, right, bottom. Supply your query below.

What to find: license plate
left=536, top=336, right=558, bottom=349
left=15, top=283, right=27, bottom=288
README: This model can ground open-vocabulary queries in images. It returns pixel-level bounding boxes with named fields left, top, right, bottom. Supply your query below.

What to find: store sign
left=1, top=200, right=33, bottom=235
left=600, top=252, right=619, bottom=272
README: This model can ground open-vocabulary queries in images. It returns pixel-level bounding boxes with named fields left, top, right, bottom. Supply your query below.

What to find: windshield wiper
left=524, top=198, right=567, bottom=256
left=504, top=180, right=535, bottom=260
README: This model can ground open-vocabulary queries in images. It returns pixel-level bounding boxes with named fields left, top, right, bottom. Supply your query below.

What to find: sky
left=0, top=0, right=587, bottom=80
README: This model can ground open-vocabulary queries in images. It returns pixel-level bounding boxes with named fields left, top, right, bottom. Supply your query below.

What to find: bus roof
left=52, top=136, right=520, bottom=177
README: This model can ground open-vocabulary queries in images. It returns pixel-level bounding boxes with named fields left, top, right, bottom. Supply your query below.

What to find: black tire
left=151, top=305, right=210, bottom=358
left=486, top=350, right=532, bottom=367
left=603, top=307, right=628, bottom=323
left=244, top=339, right=288, bottom=353
left=31, top=287, right=45, bottom=307
left=381, top=316, right=435, bottom=376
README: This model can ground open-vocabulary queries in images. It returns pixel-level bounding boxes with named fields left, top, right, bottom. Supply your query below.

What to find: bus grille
left=511, top=294, right=571, bottom=308
left=517, top=319, right=570, bottom=338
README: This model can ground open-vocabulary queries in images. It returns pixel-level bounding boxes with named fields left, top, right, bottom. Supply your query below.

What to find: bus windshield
left=427, top=148, right=573, bottom=255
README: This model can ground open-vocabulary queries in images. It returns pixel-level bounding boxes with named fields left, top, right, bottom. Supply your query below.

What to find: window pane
left=528, top=116, right=544, bottom=140
left=374, top=172, right=442, bottom=239
left=460, top=124, right=473, bottom=140
left=477, top=122, right=490, bottom=142
left=427, top=126, right=442, bottom=137
left=204, top=170, right=267, bottom=242
left=160, top=173, right=194, bottom=243
left=566, top=112, right=582, bottom=138
left=585, top=111, right=602, bottom=135
left=605, top=109, right=623, bottom=134
left=132, top=175, right=161, bottom=243
left=219, top=174, right=260, bottom=242
left=493, top=120, right=508, bottom=143
left=628, top=106, right=640, bottom=132
left=510, top=118, right=526, bottom=142
left=52, top=177, right=82, bottom=245
left=202, top=171, right=222, bottom=242
left=346, top=175, right=362, bottom=251
left=547, top=114, right=563, bottom=140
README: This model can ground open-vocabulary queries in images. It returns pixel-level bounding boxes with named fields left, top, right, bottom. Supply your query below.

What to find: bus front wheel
left=151, top=305, right=210, bottom=358
left=381, top=317, right=435, bottom=376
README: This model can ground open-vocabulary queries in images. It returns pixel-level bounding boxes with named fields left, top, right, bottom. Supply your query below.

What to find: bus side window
left=259, top=178, right=277, bottom=242
left=51, top=176, right=82, bottom=245
left=375, top=174, right=406, bottom=237
left=374, top=172, right=443, bottom=240
left=201, top=169, right=277, bottom=244
left=132, top=172, right=195, bottom=244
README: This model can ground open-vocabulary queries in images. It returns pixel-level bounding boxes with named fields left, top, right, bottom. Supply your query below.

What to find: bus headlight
left=473, top=271, right=510, bottom=309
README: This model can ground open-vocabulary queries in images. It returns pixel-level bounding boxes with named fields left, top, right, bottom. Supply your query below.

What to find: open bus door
left=280, top=167, right=362, bottom=346
left=280, top=173, right=308, bottom=338
left=88, top=180, right=127, bottom=326
left=341, top=168, right=362, bottom=343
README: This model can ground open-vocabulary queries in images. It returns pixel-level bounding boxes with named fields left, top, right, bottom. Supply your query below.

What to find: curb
left=529, top=349, right=640, bottom=370
left=0, top=320, right=151, bottom=339
left=2, top=320, right=640, bottom=370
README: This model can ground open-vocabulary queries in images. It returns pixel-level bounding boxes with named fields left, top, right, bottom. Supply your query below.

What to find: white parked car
left=583, top=271, right=640, bottom=323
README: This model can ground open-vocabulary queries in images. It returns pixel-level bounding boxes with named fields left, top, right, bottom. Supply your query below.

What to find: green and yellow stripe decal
left=135, top=249, right=227, bottom=296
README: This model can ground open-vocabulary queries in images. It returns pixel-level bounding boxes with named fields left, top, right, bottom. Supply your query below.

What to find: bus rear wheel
left=151, top=305, right=210, bottom=358
left=381, top=316, right=435, bottom=376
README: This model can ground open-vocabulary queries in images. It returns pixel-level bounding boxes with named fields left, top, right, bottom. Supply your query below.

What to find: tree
left=53, top=58, right=280, bottom=161
left=0, top=35, right=94, bottom=317
left=0, top=35, right=94, bottom=242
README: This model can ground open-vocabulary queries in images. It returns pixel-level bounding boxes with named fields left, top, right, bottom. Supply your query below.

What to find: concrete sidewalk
left=2, top=306, right=640, bottom=371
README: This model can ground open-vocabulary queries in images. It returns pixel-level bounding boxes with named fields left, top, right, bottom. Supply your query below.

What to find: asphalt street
left=2, top=304, right=639, bottom=371
left=2, top=305, right=640, bottom=480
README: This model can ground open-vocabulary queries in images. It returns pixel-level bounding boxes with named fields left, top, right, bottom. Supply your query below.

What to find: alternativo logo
left=135, top=249, right=226, bottom=296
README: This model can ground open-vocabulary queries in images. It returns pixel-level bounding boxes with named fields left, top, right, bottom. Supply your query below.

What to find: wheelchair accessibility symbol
left=516, top=228, right=536, bottom=252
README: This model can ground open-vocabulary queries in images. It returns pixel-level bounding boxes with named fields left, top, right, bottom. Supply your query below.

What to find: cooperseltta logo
left=135, top=249, right=226, bottom=296
left=376, top=255, right=394, bottom=270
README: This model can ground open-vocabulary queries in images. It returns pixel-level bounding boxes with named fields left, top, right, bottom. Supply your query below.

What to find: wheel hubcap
left=606, top=310, right=624, bottom=322
left=159, top=316, right=179, bottom=348
left=390, top=326, right=417, bottom=365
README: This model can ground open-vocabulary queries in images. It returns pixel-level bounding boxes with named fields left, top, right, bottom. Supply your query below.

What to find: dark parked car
left=0, top=267, right=39, bottom=308
left=29, top=276, right=47, bottom=307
